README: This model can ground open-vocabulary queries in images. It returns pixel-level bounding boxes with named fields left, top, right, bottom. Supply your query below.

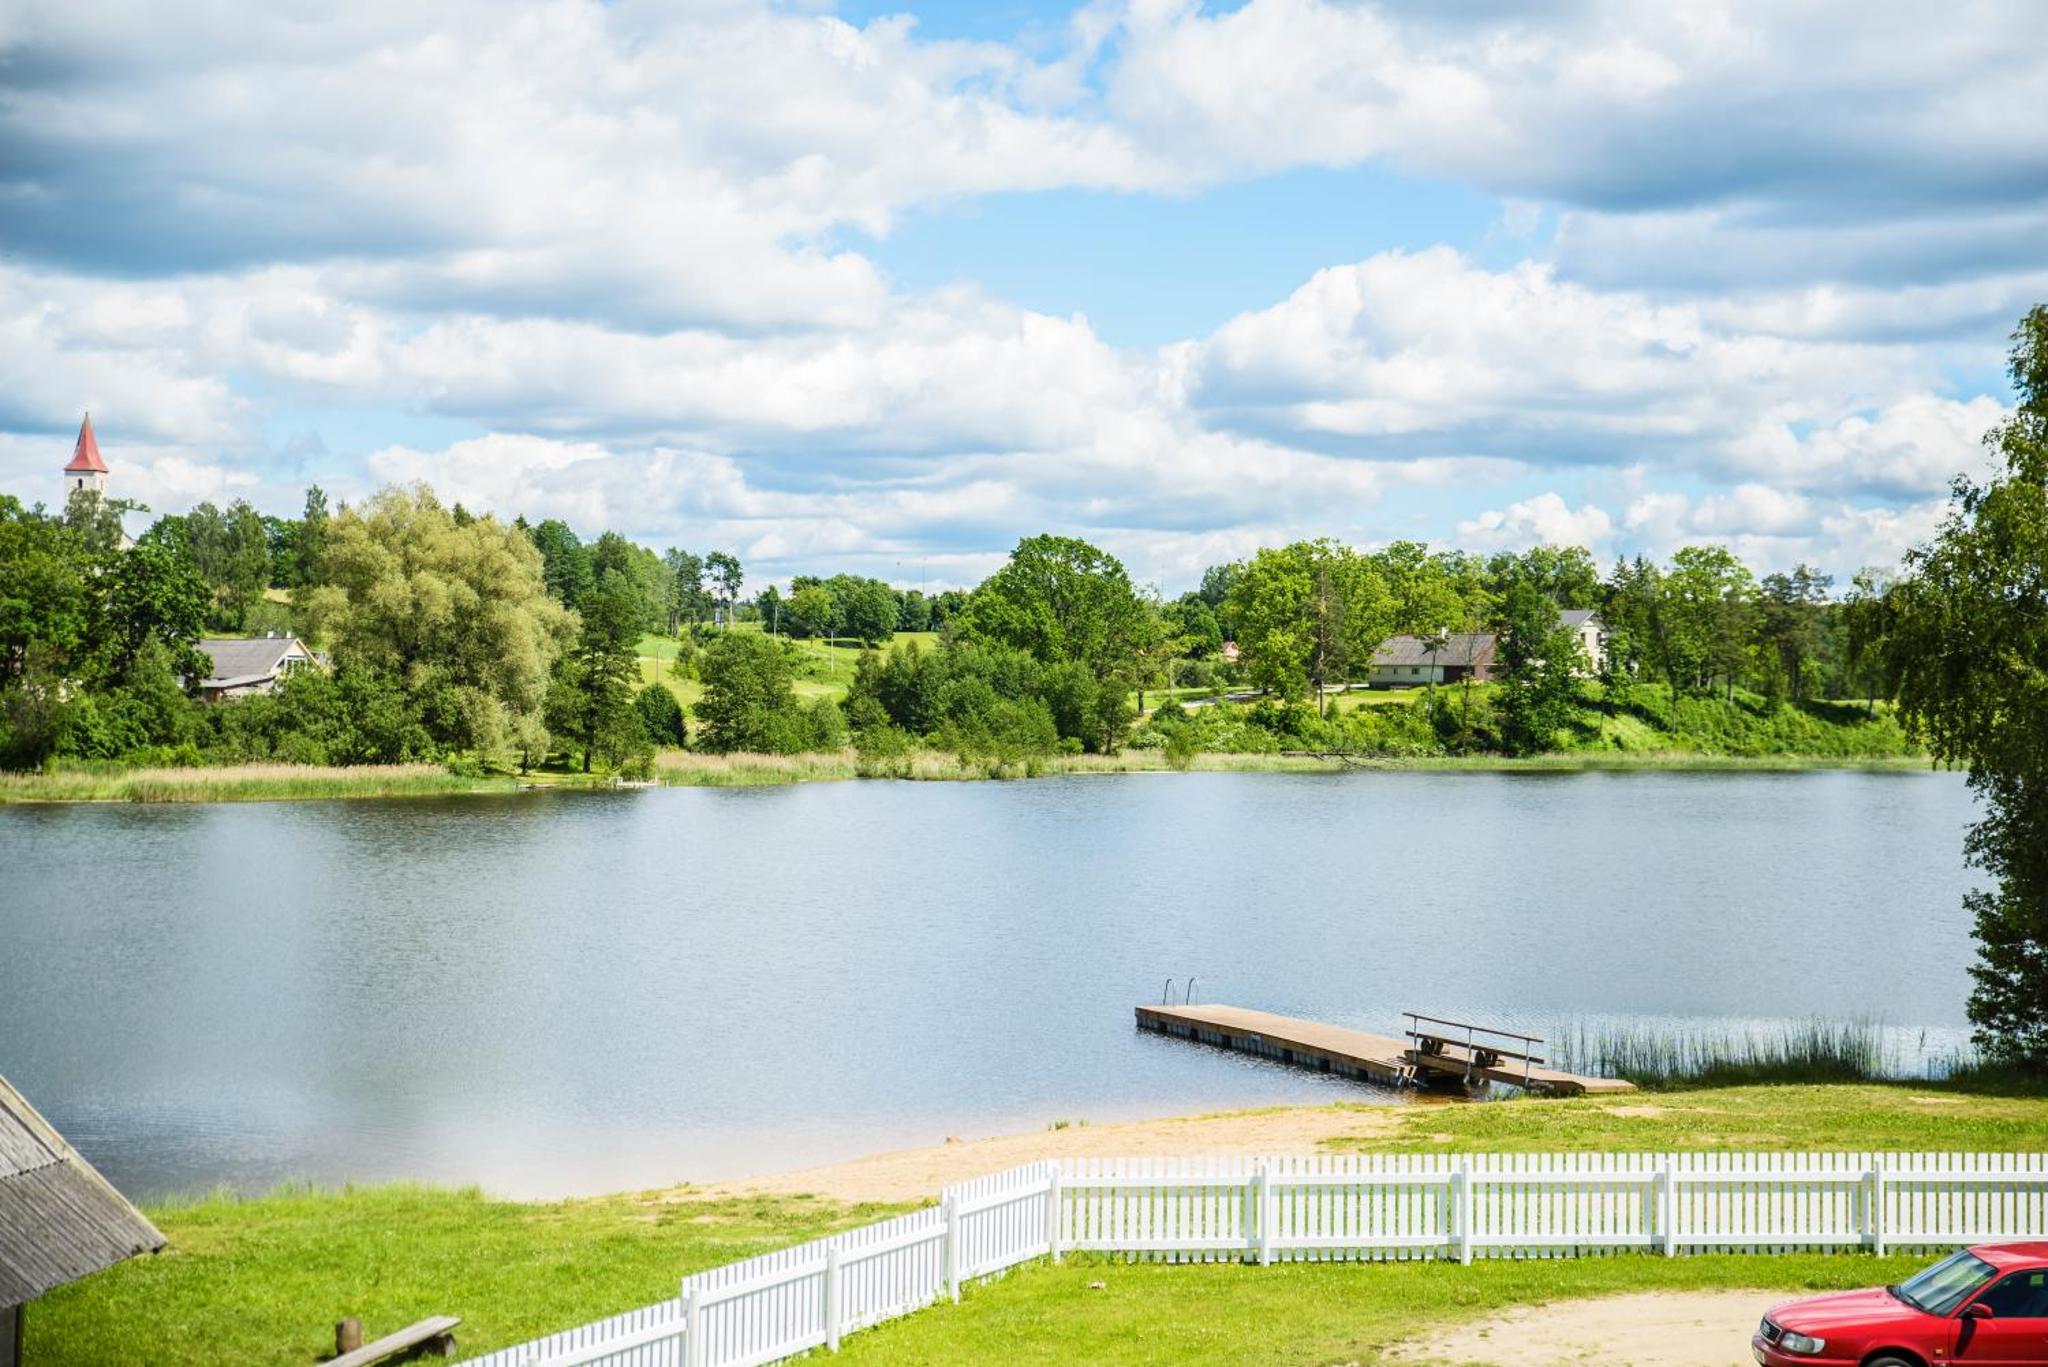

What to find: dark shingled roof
left=0, top=1074, right=165, bottom=1308
left=1371, top=633, right=1497, bottom=667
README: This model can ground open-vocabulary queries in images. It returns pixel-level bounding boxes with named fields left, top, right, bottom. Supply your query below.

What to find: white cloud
left=0, top=1, right=2031, bottom=587
left=1188, top=247, right=1977, bottom=490
left=1616, top=484, right=1948, bottom=575
left=1459, top=494, right=1614, bottom=553
left=1103, top=0, right=2048, bottom=218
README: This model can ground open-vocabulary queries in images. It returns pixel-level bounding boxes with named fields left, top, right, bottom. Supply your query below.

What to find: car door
left=1953, top=1269, right=2048, bottom=1363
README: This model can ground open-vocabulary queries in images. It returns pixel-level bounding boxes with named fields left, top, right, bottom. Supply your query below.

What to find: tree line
left=0, top=478, right=1937, bottom=774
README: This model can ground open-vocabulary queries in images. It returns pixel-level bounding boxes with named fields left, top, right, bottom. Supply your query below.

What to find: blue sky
left=1, top=0, right=2041, bottom=591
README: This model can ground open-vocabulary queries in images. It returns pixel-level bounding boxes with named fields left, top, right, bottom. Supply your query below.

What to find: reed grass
left=1556, top=1018, right=1905, bottom=1090
left=652, top=747, right=1346, bottom=787
left=0, top=763, right=501, bottom=804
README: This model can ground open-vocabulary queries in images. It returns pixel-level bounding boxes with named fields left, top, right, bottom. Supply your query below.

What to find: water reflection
left=0, top=770, right=1978, bottom=1199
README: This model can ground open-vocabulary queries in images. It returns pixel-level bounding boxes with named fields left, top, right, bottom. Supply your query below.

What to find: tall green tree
left=1888, top=304, right=2048, bottom=1070
left=296, top=486, right=330, bottom=589
left=664, top=548, right=707, bottom=630
left=1371, top=540, right=1481, bottom=637
left=827, top=574, right=899, bottom=646
left=1226, top=539, right=1393, bottom=714
left=694, top=630, right=808, bottom=753
left=0, top=496, right=91, bottom=690
left=785, top=579, right=835, bottom=638
left=92, top=539, right=210, bottom=684
left=1495, top=582, right=1588, bottom=755
left=1757, top=564, right=1833, bottom=703
left=1485, top=545, right=1602, bottom=610
left=303, top=487, right=573, bottom=758
left=548, top=571, right=644, bottom=772
left=222, top=500, right=273, bottom=629
left=1840, top=567, right=1895, bottom=717
left=705, top=551, right=744, bottom=626
left=1661, top=545, right=1756, bottom=694
left=958, top=534, right=1148, bottom=749
left=528, top=519, right=595, bottom=607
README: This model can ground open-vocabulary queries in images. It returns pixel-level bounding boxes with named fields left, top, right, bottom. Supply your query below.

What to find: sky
left=2, top=0, right=2043, bottom=593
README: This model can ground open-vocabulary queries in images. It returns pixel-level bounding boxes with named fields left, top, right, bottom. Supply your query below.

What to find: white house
left=1366, top=609, right=1607, bottom=688
left=196, top=636, right=319, bottom=701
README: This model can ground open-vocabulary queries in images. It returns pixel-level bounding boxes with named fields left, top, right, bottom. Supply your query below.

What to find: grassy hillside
left=1212, top=681, right=1920, bottom=761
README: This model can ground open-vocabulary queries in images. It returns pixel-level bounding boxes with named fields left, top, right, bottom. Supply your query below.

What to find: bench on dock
left=328, top=1316, right=460, bottom=1367
left=1403, top=1012, right=1546, bottom=1088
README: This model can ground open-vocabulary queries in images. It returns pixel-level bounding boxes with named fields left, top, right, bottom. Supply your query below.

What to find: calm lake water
left=0, top=770, right=1979, bottom=1200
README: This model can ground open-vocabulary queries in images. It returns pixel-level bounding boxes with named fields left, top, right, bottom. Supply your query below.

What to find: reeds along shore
left=0, top=763, right=494, bottom=803
left=1557, top=1019, right=1949, bottom=1090
left=0, top=748, right=1937, bottom=802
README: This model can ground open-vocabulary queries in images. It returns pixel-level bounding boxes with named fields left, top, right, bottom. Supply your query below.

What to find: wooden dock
left=1135, top=1003, right=1634, bottom=1097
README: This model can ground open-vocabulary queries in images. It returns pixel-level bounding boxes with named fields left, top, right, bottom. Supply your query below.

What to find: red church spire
left=65, top=414, right=108, bottom=474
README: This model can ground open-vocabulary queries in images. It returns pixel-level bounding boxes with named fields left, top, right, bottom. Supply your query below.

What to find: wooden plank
left=326, top=1316, right=459, bottom=1367
left=1136, top=1005, right=1416, bottom=1088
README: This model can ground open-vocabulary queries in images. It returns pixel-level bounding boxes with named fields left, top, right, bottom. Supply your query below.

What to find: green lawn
left=836, top=1252, right=1930, bottom=1365
left=30, top=1185, right=908, bottom=1367
left=1337, top=1082, right=2048, bottom=1152
left=30, top=1085, right=2048, bottom=1365
left=635, top=629, right=943, bottom=710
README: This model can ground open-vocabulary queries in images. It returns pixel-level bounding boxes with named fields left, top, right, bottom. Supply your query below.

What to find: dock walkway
left=1135, top=1003, right=1633, bottom=1096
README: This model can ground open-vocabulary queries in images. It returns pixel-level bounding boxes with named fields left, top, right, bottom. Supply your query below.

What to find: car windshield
left=1895, top=1250, right=1998, bottom=1315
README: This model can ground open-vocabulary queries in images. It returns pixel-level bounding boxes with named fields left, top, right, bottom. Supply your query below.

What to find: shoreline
left=129, top=1081, right=2048, bottom=1213
left=0, top=749, right=1936, bottom=804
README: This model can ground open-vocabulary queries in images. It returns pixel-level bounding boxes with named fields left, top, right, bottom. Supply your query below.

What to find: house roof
left=1371, top=632, right=1497, bottom=667
left=197, top=636, right=310, bottom=689
left=0, top=1073, right=165, bottom=1308
left=64, top=414, right=107, bottom=474
left=1559, top=609, right=1602, bottom=629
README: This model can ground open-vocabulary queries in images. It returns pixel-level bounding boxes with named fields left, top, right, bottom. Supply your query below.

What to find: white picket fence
left=467, top=1152, right=2048, bottom=1367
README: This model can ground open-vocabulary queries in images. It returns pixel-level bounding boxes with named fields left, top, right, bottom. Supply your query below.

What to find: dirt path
left=667, top=1104, right=1399, bottom=1205
left=1385, top=1291, right=1775, bottom=1365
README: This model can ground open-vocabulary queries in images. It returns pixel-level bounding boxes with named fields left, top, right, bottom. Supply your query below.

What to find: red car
left=1754, top=1243, right=2048, bottom=1365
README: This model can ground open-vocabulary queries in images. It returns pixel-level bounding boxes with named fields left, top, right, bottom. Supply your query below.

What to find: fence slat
left=469, top=1151, right=2048, bottom=1367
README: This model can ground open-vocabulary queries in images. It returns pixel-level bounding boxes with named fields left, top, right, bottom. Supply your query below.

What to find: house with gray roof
left=1, top=1073, right=165, bottom=1366
left=195, top=634, right=319, bottom=701
left=1367, top=631, right=1499, bottom=687
left=1366, top=610, right=1605, bottom=688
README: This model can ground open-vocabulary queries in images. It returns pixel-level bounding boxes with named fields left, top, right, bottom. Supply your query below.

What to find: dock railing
left=1403, top=1011, right=1546, bottom=1087
left=468, top=1151, right=2048, bottom=1367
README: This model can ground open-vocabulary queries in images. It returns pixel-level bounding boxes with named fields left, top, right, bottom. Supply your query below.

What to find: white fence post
left=1452, top=1163, right=1472, bottom=1266
left=1046, top=1162, right=1063, bottom=1264
left=682, top=1281, right=704, bottom=1367
left=1868, top=1162, right=1887, bottom=1258
left=1657, top=1162, right=1676, bottom=1257
left=825, top=1245, right=843, bottom=1352
left=1245, top=1164, right=1261, bottom=1270
left=944, top=1197, right=961, bottom=1303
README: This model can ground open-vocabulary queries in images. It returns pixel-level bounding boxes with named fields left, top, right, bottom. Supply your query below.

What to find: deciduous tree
left=1888, top=304, right=2048, bottom=1070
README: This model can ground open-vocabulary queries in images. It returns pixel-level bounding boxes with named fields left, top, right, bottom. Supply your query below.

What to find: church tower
left=64, top=413, right=108, bottom=499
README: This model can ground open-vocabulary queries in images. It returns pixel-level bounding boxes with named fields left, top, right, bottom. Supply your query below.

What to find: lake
left=0, top=769, right=1979, bottom=1200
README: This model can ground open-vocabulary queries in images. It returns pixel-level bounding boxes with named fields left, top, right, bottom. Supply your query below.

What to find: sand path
left=1385, top=1290, right=1777, bottom=1365
left=668, top=1103, right=1399, bottom=1204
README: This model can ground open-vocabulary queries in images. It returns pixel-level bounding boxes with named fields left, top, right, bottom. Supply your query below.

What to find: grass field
left=31, top=1084, right=2048, bottom=1365
left=636, top=629, right=943, bottom=709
